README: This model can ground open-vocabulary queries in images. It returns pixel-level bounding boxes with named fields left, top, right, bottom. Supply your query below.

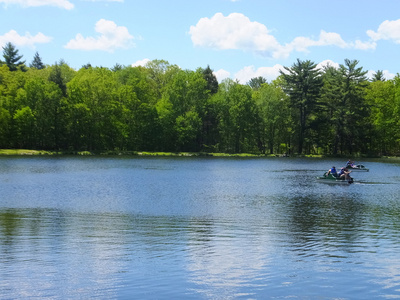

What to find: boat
left=344, top=164, right=369, bottom=172
left=316, top=172, right=354, bottom=184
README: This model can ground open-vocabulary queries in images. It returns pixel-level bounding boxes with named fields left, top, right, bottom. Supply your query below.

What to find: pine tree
left=2, top=42, right=25, bottom=71
left=30, top=51, right=45, bottom=69
left=372, top=70, right=385, bottom=82
left=280, top=59, right=323, bottom=154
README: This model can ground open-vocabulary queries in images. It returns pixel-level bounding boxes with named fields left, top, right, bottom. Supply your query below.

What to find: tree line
left=1, top=42, right=399, bottom=156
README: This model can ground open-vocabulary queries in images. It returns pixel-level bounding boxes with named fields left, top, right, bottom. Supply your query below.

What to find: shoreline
left=0, top=149, right=398, bottom=159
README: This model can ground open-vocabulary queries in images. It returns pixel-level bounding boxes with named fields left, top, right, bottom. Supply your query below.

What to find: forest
left=0, top=42, right=400, bottom=156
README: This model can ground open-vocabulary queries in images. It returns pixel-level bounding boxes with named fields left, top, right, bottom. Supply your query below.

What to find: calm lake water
left=1, top=156, right=400, bottom=299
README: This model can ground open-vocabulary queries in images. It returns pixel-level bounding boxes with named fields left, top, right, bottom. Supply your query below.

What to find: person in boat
left=327, top=166, right=337, bottom=177
left=346, top=160, right=357, bottom=168
left=338, top=167, right=352, bottom=180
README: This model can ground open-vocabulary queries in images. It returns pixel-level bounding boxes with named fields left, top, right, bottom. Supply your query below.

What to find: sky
left=1, top=0, right=400, bottom=83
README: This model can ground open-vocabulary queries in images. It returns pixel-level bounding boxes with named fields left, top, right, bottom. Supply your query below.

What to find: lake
left=1, top=156, right=400, bottom=299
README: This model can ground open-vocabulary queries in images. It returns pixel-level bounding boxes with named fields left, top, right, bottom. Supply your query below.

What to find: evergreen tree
left=280, top=59, right=322, bottom=154
left=201, top=65, right=219, bottom=94
left=30, top=52, right=45, bottom=69
left=372, top=70, right=385, bottom=82
left=2, top=42, right=26, bottom=71
left=112, top=63, right=123, bottom=72
left=49, top=62, right=65, bottom=96
left=247, top=76, right=266, bottom=90
left=338, top=59, right=369, bottom=154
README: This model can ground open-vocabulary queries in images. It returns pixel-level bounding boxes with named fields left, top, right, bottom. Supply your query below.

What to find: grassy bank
left=0, top=149, right=282, bottom=157
left=0, top=149, right=63, bottom=155
left=3, top=149, right=394, bottom=159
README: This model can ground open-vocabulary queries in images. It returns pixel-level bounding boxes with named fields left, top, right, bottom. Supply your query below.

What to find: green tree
left=116, top=66, right=157, bottom=104
left=248, top=76, right=266, bottom=90
left=82, top=63, right=92, bottom=69
left=254, top=81, right=289, bottom=154
left=175, top=111, right=202, bottom=151
left=67, top=67, right=124, bottom=151
left=13, top=106, right=35, bottom=148
left=115, top=83, right=160, bottom=151
left=213, top=79, right=259, bottom=153
left=2, top=42, right=26, bottom=71
left=366, top=79, right=397, bottom=154
left=201, top=65, right=218, bottom=94
left=145, top=59, right=180, bottom=100
left=320, top=59, right=369, bottom=154
left=371, top=70, right=385, bottom=82
left=338, top=59, right=369, bottom=154
left=320, top=64, right=342, bottom=154
left=0, top=107, right=11, bottom=148
left=280, top=59, right=322, bottom=154
left=112, top=63, right=123, bottom=72
left=48, top=61, right=75, bottom=97
left=157, top=69, right=209, bottom=151
left=0, top=65, right=29, bottom=147
left=23, top=77, right=64, bottom=149
left=30, top=52, right=45, bottom=70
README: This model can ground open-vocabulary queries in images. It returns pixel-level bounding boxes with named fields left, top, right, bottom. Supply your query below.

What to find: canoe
left=316, top=172, right=354, bottom=184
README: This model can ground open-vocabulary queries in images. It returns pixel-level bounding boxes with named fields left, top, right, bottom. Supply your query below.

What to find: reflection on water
left=1, top=157, right=400, bottom=299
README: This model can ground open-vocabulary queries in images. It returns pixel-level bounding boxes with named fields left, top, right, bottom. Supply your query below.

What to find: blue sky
left=1, top=0, right=400, bottom=83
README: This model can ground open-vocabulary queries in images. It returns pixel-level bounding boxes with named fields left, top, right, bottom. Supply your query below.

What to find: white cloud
left=190, top=13, right=378, bottom=59
left=132, top=58, right=150, bottom=67
left=0, top=0, right=74, bottom=9
left=367, top=19, right=400, bottom=44
left=316, top=59, right=340, bottom=70
left=289, top=30, right=349, bottom=53
left=64, top=19, right=134, bottom=52
left=352, top=39, right=377, bottom=50
left=214, top=69, right=231, bottom=82
left=234, top=64, right=284, bottom=84
left=287, top=31, right=377, bottom=53
left=382, top=70, right=395, bottom=80
left=189, top=13, right=283, bottom=58
left=0, top=30, right=52, bottom=48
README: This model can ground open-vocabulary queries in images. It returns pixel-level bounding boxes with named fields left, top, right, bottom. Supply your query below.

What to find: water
left=1, top=156, right=400, bottom=299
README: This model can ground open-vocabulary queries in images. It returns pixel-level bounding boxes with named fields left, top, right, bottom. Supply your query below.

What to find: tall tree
left=338, top=59, right=369, bottom=154
left=213, top=79, right=259, bottom=153
left=201, top=65, right=219, bottom=94
left=30, top=52, right=45, bottom=69
left=145, top=59, right=180, bottom=99
left=67, top=67, right=124, bottom=151
left=254, top=81, right=289, bottom=154
left=2, top=42, right=26, bottom=71
left=320, top=65, right=343, bottom=154
left=320, top=59, right=369, bottom=154
left=48, top=60, right=75, bottom=97
left=157, top=69, right=209, bottom=151
left=280, top=59, right=322, bottom=154
left=365, top=79, right=397, bottom=154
